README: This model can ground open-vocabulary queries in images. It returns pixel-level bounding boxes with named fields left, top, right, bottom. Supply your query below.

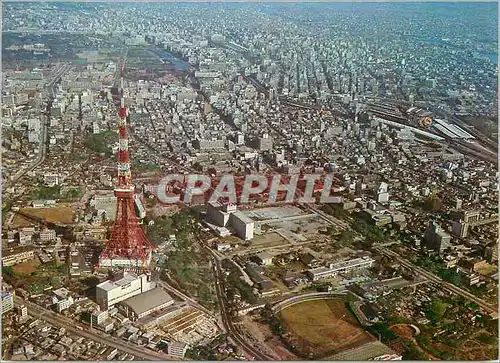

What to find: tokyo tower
left=98, top=99, right=154, bottom=268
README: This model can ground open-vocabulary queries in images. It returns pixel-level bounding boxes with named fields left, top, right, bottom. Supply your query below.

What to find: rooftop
left=256, top=251, right=274, bottom=261
left=2, top=245, right=34, bottom=258
left=120, top=288, right=173, bottom=315
left=53, top=287, right=71, bottom=299
left=308, top=266, right=331, bottom=275
left=97, top=273, right=140, bottom=292
left=232, top=210, right=253, bottom=224
left=329, top=257, right=375, bottom=271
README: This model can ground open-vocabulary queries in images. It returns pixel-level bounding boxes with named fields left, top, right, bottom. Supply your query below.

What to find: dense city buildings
left=1, top=1, right=498, bottom=361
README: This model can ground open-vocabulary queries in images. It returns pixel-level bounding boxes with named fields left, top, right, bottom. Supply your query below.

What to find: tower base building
left=99, top=251, right=153, bottom=268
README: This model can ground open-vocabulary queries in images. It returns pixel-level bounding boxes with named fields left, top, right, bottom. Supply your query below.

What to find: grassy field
left=11, top=206, right=76, bottom=227
left=12, top=259, right=40, bottom=275
left=279, top=299, right=374, bottom=358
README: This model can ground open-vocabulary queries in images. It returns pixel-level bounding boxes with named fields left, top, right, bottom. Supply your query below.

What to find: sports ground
left=279, top=298, right=375, bottom=358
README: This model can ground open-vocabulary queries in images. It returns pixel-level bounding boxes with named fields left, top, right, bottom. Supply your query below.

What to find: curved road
left=156, top=279, right=215, bottom=318
left=271, top=292, right=349, bottom=314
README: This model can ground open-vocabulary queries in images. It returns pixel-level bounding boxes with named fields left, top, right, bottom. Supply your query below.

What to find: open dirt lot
left=250, top=232, right=288, bottom=249
left=279, top=298, right=374, bottom=358
left=389, top=324, right=416, bottom=338
left=12, top=259, right=40, bottom=275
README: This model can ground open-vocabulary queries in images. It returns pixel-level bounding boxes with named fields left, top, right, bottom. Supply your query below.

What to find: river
left=147, top=47, right=191, bottom=71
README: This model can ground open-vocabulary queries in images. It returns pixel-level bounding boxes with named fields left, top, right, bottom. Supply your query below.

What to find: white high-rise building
left=16, top=304, right=28, bottom=320
left=377, top=182, right=389, bottom=203
left=2, top=291, right=14, bottom=315
left=206, top=202, right=254, bottom=240
left=96, top=273, right=155, bottom=310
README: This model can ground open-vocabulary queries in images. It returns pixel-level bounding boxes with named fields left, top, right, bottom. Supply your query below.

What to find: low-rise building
left=31, top=200, right=46, bottom=208
left=216, top=243, right=231, bottom=252
left=282, top=271, right=309, bottom=288
left=43, top=174, right=59, bottom=187
left=255, top=251, right=274, bottom=266
left=39, top=229, right=56, bottom=242
left=91, top=309, right=109, bottom=325
left=52, top=288, right=74, bottom=313
left=301, top=252, right=322, bottom=268
left=167, top=341, right=188, bottom=358
left=2, top=246, right=35, bottom=267
left=307, top=257, right=375, bottom=281
left=19, top=230, right=34, bottom=245
left=465, top=273, right=481, bottom=286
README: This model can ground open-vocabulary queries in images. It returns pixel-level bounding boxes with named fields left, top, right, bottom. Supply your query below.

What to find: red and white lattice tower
left=98, top=101, right=154, bottom=268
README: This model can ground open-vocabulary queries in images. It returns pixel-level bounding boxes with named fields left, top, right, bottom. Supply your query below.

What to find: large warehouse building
left=118, top=288, right=174, bottom=321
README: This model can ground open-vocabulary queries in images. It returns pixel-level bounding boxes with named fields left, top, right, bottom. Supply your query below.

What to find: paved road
left=47, top=64, right=72, bottom=98
left=14, top=297, right=178, bottom=361
left=113, top=47, right=128, bottom=89
left=47, top=64, right=71, bottom=87
left=374, top=246, right=498, bottom=315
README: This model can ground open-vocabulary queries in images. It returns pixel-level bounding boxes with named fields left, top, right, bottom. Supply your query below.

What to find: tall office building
left=452, top=219, right=469, bottom=238
left=257, top=134, right=273, bottom=151
left=423, top=220, right=451, bottom=254
left=15, top=304, right=28, bottom=322
left=377, top=182, right=389, bottom=203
